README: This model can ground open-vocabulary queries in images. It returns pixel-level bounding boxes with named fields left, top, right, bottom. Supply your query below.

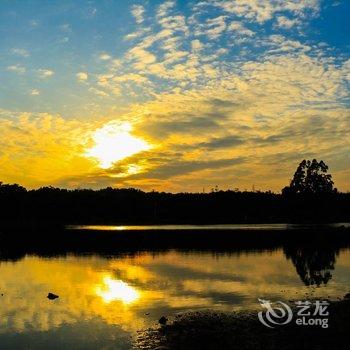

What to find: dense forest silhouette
left=0, top=159, right=349, bottom=227
left=1, top=160, right=349, bottom=287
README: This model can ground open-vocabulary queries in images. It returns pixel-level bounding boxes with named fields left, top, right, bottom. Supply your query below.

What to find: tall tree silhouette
left=283, top=159, right=336, bottom=194
left=284, top=245, right=338, bottom=286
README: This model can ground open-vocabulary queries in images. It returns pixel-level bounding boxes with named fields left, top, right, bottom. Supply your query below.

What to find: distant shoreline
left=1, top=185, right=350, bottom=227
left=1, top=226, right=350, bottom=262
left=67, top=223, right=350, bottom=231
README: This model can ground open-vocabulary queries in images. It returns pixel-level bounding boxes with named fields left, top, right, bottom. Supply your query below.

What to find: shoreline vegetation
left=136, top=299, right=350, bottom=350
left=1, top=160, right=348, bottom=228
left=0, top=183, right=350, bottom=229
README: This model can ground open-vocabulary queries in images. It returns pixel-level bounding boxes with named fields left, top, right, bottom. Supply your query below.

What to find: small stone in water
left=47, top=292, right=59, bottom=300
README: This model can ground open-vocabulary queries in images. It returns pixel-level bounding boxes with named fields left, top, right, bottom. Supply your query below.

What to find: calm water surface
left=1, top=243, right=350, bottom=349
left=68, top=223, right=350, bottom=231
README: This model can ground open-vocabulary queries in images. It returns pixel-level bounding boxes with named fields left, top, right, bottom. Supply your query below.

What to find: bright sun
left=86, top=121, right=150, bottom=169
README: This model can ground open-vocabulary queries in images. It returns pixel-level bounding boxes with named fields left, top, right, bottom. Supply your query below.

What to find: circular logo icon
left=258, top=298, right=293, bottom=328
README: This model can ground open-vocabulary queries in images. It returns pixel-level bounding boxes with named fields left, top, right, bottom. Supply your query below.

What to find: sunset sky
left=0, top=0, right=349, bottom=192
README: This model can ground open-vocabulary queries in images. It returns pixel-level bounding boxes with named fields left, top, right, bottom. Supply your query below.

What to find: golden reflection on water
left=0, top=249, right=350, bottom=338
left=96, top=276, right=140, bottom=304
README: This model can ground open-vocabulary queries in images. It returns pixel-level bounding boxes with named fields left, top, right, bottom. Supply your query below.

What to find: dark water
left=1, top=229, right=350, bottom=349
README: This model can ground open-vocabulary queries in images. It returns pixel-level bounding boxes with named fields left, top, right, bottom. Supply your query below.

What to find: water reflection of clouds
left=0, top=249, right=350, bottom=337
left=0, top=257, right=144, bottom=334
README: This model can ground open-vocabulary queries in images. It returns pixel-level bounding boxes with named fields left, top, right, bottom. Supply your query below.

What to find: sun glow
left=86, top=121, right=150, bottom=169
left=96, top=276, right=140, bottom=304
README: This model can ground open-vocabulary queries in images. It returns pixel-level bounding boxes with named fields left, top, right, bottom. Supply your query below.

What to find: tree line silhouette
left=0, top=159, right=349, bottom=227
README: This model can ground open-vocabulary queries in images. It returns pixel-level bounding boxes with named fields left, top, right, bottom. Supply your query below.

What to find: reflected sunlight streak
left=96, top=276, right=140, bottom=304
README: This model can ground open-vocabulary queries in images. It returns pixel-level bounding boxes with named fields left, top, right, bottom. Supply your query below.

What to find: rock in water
left=159, top=316, right=168, bottom=325
left=47, top=292, right=59, bottom=300
left=344, top=293, right=350, bottom=299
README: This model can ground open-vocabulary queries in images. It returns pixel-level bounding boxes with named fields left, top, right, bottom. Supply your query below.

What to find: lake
left=1, top=229, right=350, bottom=349
left=67, top=223, right=350, bottom=231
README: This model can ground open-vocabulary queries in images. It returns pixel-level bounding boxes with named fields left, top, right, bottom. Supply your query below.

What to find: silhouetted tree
left=0, top=182, right=26, bottom=194
left=0, top=177, right=349, bottom=227
left=284, top=246, right=339, bottom=286
left=282, top=159, right=336, bottom=195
